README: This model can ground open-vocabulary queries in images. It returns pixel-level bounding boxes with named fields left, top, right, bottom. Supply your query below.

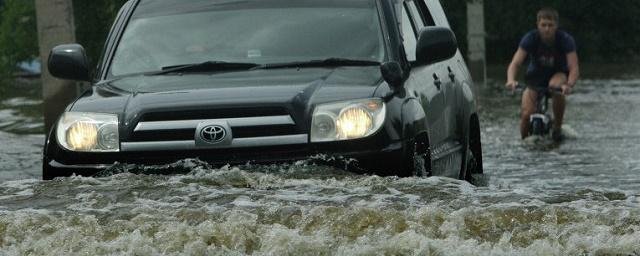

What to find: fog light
left=311, top=112, right=337, bottom=141
left=97, top=123, right=119, bottom=150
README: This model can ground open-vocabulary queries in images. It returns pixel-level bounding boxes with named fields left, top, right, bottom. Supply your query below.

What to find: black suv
left=44, top=0, right=483, bottom=181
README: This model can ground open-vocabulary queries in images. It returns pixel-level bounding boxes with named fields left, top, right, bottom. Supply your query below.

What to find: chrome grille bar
left=134, top=115, right=295, bottom=132
left=121, top=134, right=308, bottom=152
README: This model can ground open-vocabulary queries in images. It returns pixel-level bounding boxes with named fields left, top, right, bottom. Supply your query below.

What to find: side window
left=406, top=2, right=424, bottom=27
left=97, top=1, right=133, bottom=80
left=401, top=0, right=436, bottom=62
left=414, top=0, right=436, bottom=27
left=400, top=5, right=418, bottom=61
left=422, top=0, right=450, bottom=27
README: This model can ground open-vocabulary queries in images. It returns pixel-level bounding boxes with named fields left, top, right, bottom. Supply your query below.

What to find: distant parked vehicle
left=15, top=59, right=41, bottom=77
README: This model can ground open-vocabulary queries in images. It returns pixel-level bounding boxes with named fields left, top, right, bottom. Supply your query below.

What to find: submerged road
left=0, top=79, right=639, bottom=255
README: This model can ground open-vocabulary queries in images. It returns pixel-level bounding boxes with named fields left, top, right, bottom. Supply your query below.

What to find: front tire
left=399, top=135, right=431, bottom=177
left=460, top=115, right=483, bottom=184
left=413, top=139, right=431, bottom=177
left=531, top=119, right=543, bottom=136
left=461, top=144, right=478, bottom=183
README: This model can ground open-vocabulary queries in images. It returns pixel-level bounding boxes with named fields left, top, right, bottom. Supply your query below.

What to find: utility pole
left=35, top=0, right=78, bottom=133
left=467, top=0, right=486, bottom=87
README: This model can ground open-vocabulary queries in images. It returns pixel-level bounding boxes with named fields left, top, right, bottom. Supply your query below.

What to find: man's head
left=536, top=7, right=559, bottom=44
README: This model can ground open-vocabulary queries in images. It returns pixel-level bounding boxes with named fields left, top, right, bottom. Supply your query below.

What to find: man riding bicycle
left=505, top=7, right=580, bottom=141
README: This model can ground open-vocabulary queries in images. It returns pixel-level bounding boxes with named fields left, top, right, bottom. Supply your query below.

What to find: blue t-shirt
left=519, top=29, right=576, bottom=77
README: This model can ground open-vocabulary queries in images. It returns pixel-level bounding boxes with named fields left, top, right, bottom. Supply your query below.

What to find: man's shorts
left=525, top=70, right=568, bottom=91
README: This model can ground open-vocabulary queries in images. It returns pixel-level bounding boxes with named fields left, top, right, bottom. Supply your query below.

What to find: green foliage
left=0, top=0, right=639, bottom=75
left=73, top=0, right=128, bottom=67
left=0, top=0, right=38, bottom=74
left=0, top=0, right=126, bottom=75
left=440, top=0, right=468, bottom=58
left=442, top=0, right=640, bottom=63
left=485, top=0, right=640, bottom=63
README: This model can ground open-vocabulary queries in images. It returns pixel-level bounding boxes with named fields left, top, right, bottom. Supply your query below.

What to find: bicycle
left=511, top=83, right=563, bottom=138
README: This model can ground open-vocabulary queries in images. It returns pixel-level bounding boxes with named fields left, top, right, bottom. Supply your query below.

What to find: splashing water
left=1, top=79, right=640, bottom=255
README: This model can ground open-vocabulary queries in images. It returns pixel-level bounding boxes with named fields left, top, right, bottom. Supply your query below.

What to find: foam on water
left=1, top=203, right=639, bottom=255
left=0, top=164, right=639, bottom=255
left=560, top=125, right=579, bottom=140
left=1, top=97, right=42, bottom=107
left=520, top=126, right=579, bottom=148
left=2, top=79, right=640, bottom=254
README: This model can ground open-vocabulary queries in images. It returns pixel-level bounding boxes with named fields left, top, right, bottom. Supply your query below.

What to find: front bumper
left=44, top=136, right=406, bottom=178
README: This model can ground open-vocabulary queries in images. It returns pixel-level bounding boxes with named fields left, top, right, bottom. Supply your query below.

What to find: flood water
left=1, top=77, right=639, bottom=255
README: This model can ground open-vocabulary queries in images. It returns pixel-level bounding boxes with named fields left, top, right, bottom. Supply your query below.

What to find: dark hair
left=537, top=7, right=559, bottom=22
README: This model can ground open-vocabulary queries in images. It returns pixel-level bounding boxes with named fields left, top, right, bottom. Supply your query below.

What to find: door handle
left=447, top=66, right=455, bottom=81
left=433, top=74, right=441, bottom=90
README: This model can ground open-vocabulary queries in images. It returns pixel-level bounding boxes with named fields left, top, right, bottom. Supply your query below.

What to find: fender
left=458, top=80, right=477, bottom=137
left=400, top=98, right=428, bottom=141
left=398, top=96, right=431, bottom=177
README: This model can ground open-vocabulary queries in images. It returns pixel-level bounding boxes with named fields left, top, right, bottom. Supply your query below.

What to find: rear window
left=109, top=0, right=385, bottom=77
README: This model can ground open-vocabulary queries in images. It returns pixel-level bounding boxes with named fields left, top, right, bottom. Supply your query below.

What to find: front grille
left=139, top=107, right=289, bottom=121
left=129, top=125, right=301, bottom=142
left=124, top=109, right=308, bottom=151
left=232, top=124, right=299, bottom=138
left=129, top=129, right=194, bottom=142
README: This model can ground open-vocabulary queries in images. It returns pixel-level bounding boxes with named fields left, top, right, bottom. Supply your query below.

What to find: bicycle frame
left=529, top=88, right=553, bottom=136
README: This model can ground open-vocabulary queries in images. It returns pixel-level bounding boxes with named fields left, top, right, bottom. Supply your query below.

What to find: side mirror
left=48, top=44, right=90, bottom=81
left=380, top=61, right=404, bottom=88
left=415, top=27, right=458, bottom=66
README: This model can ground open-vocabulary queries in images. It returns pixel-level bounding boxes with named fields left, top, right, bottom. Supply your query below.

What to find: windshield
left=109, top=0, right=385, bottom=77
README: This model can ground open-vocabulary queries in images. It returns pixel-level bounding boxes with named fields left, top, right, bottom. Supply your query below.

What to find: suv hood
left=71, top=67, right=383, bottom=129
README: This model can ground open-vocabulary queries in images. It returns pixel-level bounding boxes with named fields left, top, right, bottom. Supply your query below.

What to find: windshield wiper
left=148, top=61, right=260, bottom=76
left=254, top=58, right=380, bottom=70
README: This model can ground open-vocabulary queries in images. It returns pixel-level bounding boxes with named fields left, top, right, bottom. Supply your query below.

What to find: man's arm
left=506, top=48, right=528, bottom=90
left=560, top=51, right=579, bottom=95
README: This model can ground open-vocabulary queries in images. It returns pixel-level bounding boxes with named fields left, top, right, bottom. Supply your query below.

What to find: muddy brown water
left=0, top=78, right=639, bottom=255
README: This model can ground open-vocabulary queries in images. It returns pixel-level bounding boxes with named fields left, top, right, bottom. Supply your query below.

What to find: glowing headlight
left=56, top=112, right=119, bottom=152
left=311, top=98, right=385, bottom=142
left=337, top=107, right=372, bottom=138
left=66, top=121, right=98, bottom=151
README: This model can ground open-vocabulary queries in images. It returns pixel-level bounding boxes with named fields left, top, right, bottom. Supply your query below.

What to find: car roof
left=134, top=0, right=380, bottom=18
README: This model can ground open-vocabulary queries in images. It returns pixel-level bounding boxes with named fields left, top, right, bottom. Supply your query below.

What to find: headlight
left=311, top=98, right=385, bottom=142
left=56, top=112, right=119, bottom=152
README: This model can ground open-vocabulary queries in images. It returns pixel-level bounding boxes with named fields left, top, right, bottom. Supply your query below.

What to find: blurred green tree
left=0, top=0, right=639, bottom=76
left=442, top=0, right=640, bottom=63
left=482, top=0, right=640, bottom=63
left=72, top=0, right=128, bottom=67
left=0, top=0, right=126, bottom=76
left=0, top=0, right=38, bottom=74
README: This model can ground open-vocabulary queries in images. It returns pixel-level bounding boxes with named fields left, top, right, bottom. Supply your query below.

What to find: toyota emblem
left=200, top=125, right=227, bottom=144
